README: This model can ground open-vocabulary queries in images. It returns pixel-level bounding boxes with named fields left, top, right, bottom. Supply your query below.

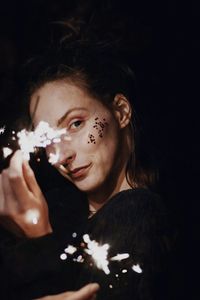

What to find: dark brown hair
left=22, top=39, right=157, bottom=189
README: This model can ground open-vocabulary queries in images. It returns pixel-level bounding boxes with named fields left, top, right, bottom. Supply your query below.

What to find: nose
left=46, top=141, right=76, bottom=166
left=64, top=152, right=76, bottom=165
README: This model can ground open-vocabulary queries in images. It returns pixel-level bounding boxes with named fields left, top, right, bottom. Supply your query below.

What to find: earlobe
left=113, top=94, right=132, bottom=128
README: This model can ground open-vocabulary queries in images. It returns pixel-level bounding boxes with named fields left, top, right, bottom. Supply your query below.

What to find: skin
left=0, top=79, right=132, bottom=299
left=0, top=79, right=132, bottom=235
left=0, top=152, right=52, bottom=237
left=35, top=283, right=100, bottom=300
left=30, top=80, right=132, bottom=210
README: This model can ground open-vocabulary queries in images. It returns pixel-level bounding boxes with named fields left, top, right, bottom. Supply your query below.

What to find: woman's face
left=30, top=80, right=124, bottom=193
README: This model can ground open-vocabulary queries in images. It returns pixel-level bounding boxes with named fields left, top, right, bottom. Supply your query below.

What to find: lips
left=69, top=164, right=91, bottom=179
left=59, top=163, right=92, bottom=179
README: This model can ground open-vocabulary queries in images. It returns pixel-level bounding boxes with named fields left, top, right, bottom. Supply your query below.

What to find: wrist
left=24, top=222, right=53, bottom=238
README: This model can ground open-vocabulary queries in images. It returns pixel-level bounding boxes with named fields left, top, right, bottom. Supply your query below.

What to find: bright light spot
left=115, top=274, right=119, bottom=277
left=53, top=138, right=61, bottom=143
left=48, top=151, right=60, bottom=165
left=64, top=245, right=77, bottom=255
left=24, top=209, right=40, bottom=225
left=83, top=234, right=90, bottom=243
left=17, top=121, right=70, bottom=160
left=0, top=126, right=5, bottom=134
left=60, top=253, right=67, bottom=260
left=132, top=264, right=143, bottom=273
left=110, top=253, right=130, bottom=261
left=122, top=269, right=128, bottom=273
left=32, top=217, right=38, bottom=224
left=2, top=147, right=13, bottom=158
left=72, top=232, right=77, bottom=238
left=109, top=284, right=113, bottom=289
left=83, top=234, right=110, bottom=275
left=76, top=255, right=84, bottom=263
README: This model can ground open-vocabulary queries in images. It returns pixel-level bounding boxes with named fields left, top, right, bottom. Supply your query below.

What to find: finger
left=0, top=170, right=25, bottom=237
left=67, top=283, right=100, bottom=300
left=22, top=159, right=42, bottom=196
left=34, top=292, right=73, bottom=300
left=33, top=284, right=100, bottom=300
left=1, top=169, right=18, bottom=213
left=9, top=150, right=24, bottom=176
left=8, top=150, right=31, bottom=206
left=0, top=174, right=5, bottom=211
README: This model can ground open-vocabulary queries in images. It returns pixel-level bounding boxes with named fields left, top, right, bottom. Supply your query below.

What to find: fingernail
left=90, top=283, right=100, bottom=292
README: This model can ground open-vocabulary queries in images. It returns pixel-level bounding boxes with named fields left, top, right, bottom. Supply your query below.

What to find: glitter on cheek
left=87, top=133, right=96, bottom=144
left=87, top=117, right=108, bottom=143
left=93, top=117, right=108, bottom=138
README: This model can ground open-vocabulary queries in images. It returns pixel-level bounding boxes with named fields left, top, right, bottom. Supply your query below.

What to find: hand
left=0, top=150, right=52, bottom=238
left=35, top=283, right=100, bottom=300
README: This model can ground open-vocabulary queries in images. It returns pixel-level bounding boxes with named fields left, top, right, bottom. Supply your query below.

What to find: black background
left=0, top=0, right=196, bottom=298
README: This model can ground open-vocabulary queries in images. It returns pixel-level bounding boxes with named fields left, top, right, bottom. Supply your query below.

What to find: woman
left=0, top=41, right=174, bottom=299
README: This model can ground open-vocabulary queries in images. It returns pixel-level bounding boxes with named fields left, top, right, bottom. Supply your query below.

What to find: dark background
left=0, top=0, right=196, bottom=298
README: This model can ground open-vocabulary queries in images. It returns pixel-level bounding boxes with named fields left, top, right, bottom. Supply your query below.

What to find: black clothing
left=0, top=187, right=175, bottom=299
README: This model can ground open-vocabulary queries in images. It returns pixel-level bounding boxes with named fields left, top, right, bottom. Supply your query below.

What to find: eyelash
left=69, top=119, right=84, bottom=131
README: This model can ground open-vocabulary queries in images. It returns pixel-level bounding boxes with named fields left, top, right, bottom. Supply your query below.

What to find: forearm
left=0, top=230, right=81, bottom=299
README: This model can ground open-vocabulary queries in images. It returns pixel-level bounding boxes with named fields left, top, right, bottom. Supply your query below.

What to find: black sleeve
left=0, top=186, right=88, bottom=300
left=76, top=189, right=177, bottom=300
left=0, top=231, right=78, bottom=299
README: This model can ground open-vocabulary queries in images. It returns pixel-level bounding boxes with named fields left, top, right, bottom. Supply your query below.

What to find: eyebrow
left=57, top=107, right=88, bottom=126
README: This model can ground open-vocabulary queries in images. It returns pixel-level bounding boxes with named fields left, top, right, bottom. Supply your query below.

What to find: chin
left=58, top=168, right=106, bottom=193
left=73, top=176, right=103, bottom=193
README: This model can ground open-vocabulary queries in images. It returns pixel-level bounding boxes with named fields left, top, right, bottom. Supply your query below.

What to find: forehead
left=30, top=80, right=104, bottom=127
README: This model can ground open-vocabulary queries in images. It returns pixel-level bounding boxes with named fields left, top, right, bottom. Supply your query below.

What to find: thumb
left=22, top=159, right=41, bottom=196
left=68, top=283, right=100, bottom=300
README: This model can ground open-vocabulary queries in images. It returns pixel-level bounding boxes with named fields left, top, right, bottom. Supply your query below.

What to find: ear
left=112, top=94, right=132, bottom=128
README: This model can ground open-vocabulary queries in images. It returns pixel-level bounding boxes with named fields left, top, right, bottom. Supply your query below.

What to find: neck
left=87, top=161, right=131, bottom=212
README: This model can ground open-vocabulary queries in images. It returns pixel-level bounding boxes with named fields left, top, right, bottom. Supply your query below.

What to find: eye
left=70, top=120, right=83, bottom=130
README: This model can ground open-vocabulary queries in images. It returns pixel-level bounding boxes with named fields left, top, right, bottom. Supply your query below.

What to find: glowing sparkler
left=60, top=234, right=142, bottom=279
left=110, top=253, right=130, bottom=261
left=60, top=253, right=67, bottom=260
left=132, top=264, right=143, bottom=273
left=16, top=121, right=71, bottom=161
left=122, top=269, right=128, bottom=273
left=83, top=234, right=110, bottom=275
left=2, top=147, right=13, bottom=158
left=1, top=121, right=71, bottom=165
left=24, top=209, right=40, bottom=225
left=0, top=126, right=5, bottom=135
left=64, top=245, right=77, bottom=255
left=48, top=150, right=60, bottom=165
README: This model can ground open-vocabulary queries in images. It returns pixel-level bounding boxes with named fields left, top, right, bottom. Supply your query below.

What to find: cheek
left=87, top=117, right=109, bottom=145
